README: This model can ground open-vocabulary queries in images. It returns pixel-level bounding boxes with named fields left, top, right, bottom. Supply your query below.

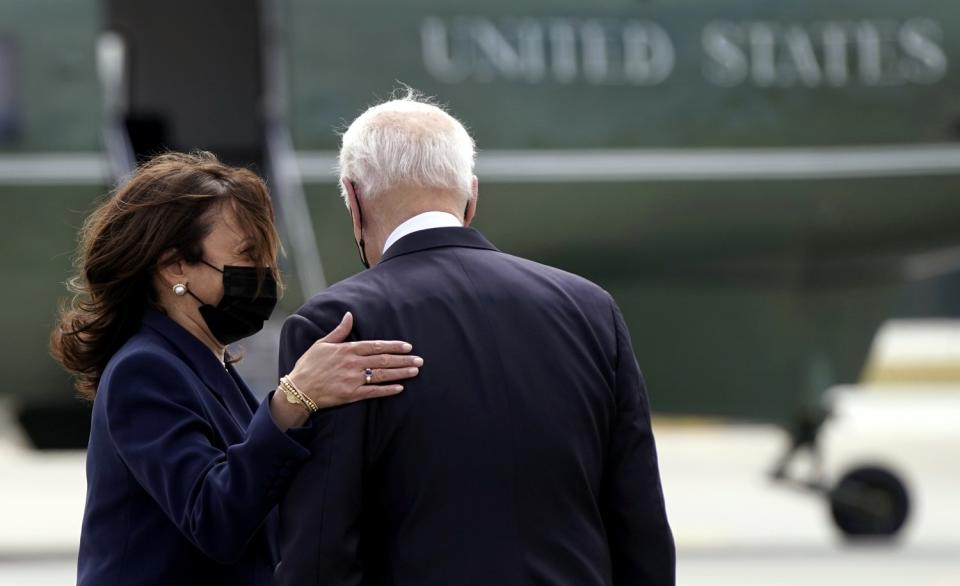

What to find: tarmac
left=1, top=320, right=958, bottom=585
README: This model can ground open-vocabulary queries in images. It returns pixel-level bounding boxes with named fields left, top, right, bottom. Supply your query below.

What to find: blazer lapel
left=227, top=363, right=261, bottom=421
left=142, top=310, right=238, bottom=407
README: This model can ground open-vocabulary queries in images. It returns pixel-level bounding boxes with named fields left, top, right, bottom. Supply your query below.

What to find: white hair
left=337, top=89, right=476, bottom=205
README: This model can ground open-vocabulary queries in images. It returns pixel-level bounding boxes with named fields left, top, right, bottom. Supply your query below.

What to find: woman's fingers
left=358, top=354, right=424, bottom=370
left=319, top=312, right=354, bottom=344
left=352, top=384, right=405, bottom=401
left=363, top=366, right=421, bottom=385
left=350, top=340, right=413, bottom=356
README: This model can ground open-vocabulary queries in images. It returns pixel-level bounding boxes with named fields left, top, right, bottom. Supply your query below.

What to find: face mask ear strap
left=185, top=288, right=208, bottom=307
left=200, top=259, right=224, bottom=273
left=352, top=182, right=371, bottom=269
left=357, top=238, right=370, bottom=270
left=184, top=260, right=220, bottom=306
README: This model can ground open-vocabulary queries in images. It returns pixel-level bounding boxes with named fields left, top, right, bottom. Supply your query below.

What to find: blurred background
left=1, top=0, right=958, bottom=583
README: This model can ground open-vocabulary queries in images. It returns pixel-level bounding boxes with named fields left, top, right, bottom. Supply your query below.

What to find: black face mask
left=188, top=260, right=279, bottom=345
left=352, top=182, right=370, bottom=270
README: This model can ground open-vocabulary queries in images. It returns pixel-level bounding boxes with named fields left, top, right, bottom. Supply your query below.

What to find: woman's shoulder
left=98, top=329, right=195, bottom=401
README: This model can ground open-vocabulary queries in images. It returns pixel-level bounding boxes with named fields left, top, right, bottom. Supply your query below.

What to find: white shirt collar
left=382, top=211, right=464, bottom=254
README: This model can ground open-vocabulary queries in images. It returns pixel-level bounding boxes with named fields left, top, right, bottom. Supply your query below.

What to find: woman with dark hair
left=51, top=151, right=423, bottom=585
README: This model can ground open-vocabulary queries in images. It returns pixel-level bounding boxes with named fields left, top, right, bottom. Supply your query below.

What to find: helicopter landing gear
left=769, top=406, right=911, bottom=540
left=829, top=466, right=910, bottom=539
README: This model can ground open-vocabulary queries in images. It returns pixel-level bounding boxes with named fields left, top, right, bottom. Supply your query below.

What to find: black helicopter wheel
left=829, top=465, right=910, bottom=539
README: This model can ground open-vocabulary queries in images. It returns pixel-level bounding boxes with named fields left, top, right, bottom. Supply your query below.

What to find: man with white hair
left=275, top=90, right=675, bottom=586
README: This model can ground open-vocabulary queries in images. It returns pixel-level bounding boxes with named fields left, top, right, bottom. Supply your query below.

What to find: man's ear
left=464, top=175, right=479, bottom=227
left=342, top=178, right=363, bottom=236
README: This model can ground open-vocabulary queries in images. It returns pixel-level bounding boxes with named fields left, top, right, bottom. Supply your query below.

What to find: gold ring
left=364, top=368, right=374, bottom=385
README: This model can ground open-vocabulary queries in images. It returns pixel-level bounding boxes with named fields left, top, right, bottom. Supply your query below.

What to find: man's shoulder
left=304, top=270, right=379, bottom=307
left=493, top=249, right=614, bottom=305
left=292, top=245, right=615, bottom=328
left=290, top=269, right=385, bottom=333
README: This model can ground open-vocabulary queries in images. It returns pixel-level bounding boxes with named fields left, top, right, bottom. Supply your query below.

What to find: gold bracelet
left=280, top=375, right=319, bottom=413
left=280, top=377, right=319, bottom=413
left=279, top=379, right=311, bottom=414
left=281, top=376, right=318, bottom=413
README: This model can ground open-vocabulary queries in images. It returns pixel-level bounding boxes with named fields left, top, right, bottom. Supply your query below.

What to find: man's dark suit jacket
left=276, top=227, right=674, bottom=586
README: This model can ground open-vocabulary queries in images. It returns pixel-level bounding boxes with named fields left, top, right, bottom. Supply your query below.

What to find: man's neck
left=364, top=194, right=467, bottom=265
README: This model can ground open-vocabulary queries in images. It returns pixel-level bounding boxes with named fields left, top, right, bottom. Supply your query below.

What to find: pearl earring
left=173, top=283, right=187, bottom=296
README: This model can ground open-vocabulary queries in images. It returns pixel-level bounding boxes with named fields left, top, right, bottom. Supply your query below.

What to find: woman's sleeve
left=103, top=350, right=312, bottom=564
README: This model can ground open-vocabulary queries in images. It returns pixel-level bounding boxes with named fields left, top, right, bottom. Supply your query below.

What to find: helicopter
left=2, top=0, right=959, bottom=540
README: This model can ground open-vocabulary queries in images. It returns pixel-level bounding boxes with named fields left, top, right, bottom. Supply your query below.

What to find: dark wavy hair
left=50, top=151, right=283, bottom=400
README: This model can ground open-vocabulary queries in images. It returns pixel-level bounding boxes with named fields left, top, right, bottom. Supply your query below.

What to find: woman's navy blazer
left=77, top=309, right=314, bottom=586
